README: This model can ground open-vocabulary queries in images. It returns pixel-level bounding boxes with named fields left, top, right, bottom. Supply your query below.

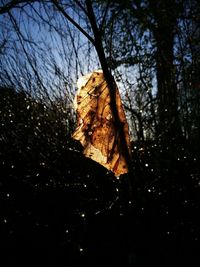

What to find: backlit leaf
left=72, top=70, right=131, bottom=176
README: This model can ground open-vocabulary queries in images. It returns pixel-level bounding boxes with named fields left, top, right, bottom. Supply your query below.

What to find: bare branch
left=85, top=0, right=132, bottom=170
left=99, top=0, right=111, bottom=33
left=52, top=0, right=95, bottom=45
left=73, top=0, right=88, bottom=15
left=0, top=0, right=36, bottom=14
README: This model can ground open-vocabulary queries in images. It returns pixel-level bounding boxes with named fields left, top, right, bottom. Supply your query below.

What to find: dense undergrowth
left=0, top=87, right=200, bottom=266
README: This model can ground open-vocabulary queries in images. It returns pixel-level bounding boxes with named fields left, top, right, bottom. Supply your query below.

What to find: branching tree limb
left=52, top=0, right=95, bottom=45
left=51, top=0, right=132, bottom=171
left=0, top=0, right=36, bottom=14
left=85, top=0, right=131, bottom=170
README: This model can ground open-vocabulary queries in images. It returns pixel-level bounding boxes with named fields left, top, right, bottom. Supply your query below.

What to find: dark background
left=0, top=87, right=199, bottom=266
left=0, top=0, right=200, bottom=266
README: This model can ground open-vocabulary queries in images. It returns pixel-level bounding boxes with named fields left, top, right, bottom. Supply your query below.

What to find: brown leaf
left=72, top=70, right=131, bottom=176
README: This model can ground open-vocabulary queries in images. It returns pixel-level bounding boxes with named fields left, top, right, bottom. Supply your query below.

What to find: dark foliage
left=0, top=86, right=200, bottom=266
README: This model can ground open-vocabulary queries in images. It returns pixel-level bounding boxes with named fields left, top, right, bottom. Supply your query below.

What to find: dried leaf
left=72, top=70, right=131, bottom=176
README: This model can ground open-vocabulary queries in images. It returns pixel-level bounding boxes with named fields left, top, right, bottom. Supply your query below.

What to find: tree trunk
left=150, top=0, right=182, bottom=143
left=86, top=0, right=132, bottom=169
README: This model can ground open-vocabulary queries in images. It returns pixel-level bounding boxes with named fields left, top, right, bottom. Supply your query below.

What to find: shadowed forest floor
left=0, top=145, right=200, bottom=266
left=0, top=89, right=200, bottom=266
